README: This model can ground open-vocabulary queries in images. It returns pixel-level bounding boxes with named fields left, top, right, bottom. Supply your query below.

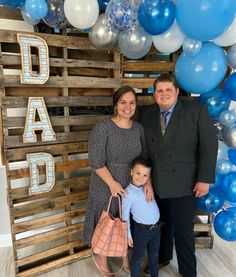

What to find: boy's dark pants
left=131, top=221, right=160, bottom=277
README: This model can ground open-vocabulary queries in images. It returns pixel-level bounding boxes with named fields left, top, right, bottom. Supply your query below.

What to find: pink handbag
left=91, top=196, right=128, bottom=257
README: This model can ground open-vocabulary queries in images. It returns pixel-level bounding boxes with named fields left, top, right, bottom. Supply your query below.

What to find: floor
left=1, top=232, right=236, bottom=277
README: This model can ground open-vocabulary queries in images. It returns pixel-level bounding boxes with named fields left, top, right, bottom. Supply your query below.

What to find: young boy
left=122, top=156, right=161, bottom=277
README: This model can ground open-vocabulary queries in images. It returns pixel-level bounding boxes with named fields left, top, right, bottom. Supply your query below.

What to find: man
left=140, top=73, right=218, bottom=277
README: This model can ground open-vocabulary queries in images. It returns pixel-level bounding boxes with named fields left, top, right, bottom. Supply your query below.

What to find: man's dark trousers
left=157, top=195, right=197, bottom=277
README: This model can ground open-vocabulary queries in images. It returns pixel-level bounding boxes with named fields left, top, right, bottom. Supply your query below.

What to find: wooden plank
left=12, top=208, right=86, bottom=234
left=9, top=159, right=89, bottom=180
left=2, top=75, right=121, bottom=88
left=0, top=6, right=22, bottom=20
left=194, top=223, right=211, bottom=232
left=195, top=236, right=214, bottom=249
left=1, top=96, right=113, bottom=108
left=2, top=95, right=153, bottom=109
left=16, top=240, right=85, bottom=267
left=9, top=176, right=90, bottom=201
left=122, top=77, right=155, bottom=88
left=123, top=61, right=175, bottom=72
left=0, top=29, right=96, bottom=50
left=4, top=115, right=109, bottom=128
left=15, top=223, right=83, bottom=249
left=0, top=54, right=120, bottom=69
left=6, top=142, right=89, bottom=161
left=4, top=131, right=90, bottom=149
left=16, top=249, right=91, bottom=277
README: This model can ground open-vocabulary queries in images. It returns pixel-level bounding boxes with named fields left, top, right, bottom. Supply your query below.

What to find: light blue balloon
left=219, top=110, right=236, bottom=127
left=216, top=159, right=233, bottom=175
left=176, top=0, right=236, bottom=41
left=224, top=73, right=236, bottom=101
left=217, top=140, right=229, bottom=160
left=138, top=0, right=175, bottom=35
left=118, top=24, right=152, bottom=59
left=25, top=0, right=48, bottom=21
left=198, top=88, right=230, bottom=118
left=175, top=42, right=227, bottom=94
left=182, top=38, right=202, bottom=56
left=21, top=5, right=40, bottom=25
left=227, top=44, right=236, bottom=69
left=214, top=209, right=236, bottom=241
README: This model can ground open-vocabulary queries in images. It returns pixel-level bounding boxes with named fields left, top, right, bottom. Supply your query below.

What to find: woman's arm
left=95, top=166, right=125, bottom=197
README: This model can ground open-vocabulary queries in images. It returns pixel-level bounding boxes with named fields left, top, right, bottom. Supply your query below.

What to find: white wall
left=0, top=166, right=12, bottom=247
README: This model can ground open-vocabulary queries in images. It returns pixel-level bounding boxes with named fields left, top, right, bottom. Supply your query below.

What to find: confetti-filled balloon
left=43, top=0, right=67, bottom=29
left=106, top=0, right=139, bottom=32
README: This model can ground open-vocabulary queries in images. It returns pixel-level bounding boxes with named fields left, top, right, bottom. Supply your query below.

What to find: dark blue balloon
left=219, top=172, right=236, bottom=203
left=228, top=149, right=236, bottom=165
left=0, top=0, right=25, bottom=7
left=197, top=188, right=225, bottom=213
left=214, top=209, right=236, bottom=241
left=223, top=73, right=236, bottom=101
left=138, top=0, right=175, bottom=35
left=98, top=0, right=110, bottom=11
left=198, top=88, right=231, bottom=118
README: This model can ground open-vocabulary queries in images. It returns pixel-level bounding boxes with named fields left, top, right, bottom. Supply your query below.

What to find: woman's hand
left=128, top=237, right=133, bottom=247
left=144, top=178, right=154, bottom=202
left=109, top=180, right=125, bottom=197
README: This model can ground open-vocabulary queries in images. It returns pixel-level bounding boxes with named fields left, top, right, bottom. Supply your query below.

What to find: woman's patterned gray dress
left=83, top=119, right=146, bottom=243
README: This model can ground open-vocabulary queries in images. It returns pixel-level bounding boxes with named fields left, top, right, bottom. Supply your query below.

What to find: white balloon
left=152, top=20, right=185, bottom=54
left=64, top=0, right=99, bottom=30
left=213, top=16, right=236, bottom=47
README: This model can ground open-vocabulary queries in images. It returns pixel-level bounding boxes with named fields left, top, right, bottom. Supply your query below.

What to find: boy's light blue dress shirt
left=122, top=183, right=160, bottom=238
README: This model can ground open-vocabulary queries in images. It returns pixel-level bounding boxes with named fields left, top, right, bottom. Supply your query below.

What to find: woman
left=83, top=86, right=151, bottom=276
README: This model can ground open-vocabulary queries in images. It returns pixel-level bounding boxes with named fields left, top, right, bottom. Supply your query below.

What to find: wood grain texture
left=1, top=232, right=236, bottom=277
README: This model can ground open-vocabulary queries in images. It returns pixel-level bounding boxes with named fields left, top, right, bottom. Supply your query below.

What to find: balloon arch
left=2, top=0, right=236, bottom=242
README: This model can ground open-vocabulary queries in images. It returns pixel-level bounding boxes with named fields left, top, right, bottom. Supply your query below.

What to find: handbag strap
left=92, top=252, right=125, bottom=276
left=106, top=195, right=122, bottom=218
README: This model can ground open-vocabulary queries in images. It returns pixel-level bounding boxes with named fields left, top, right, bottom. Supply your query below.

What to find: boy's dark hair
left=153, top=73, right=179, bottom=91
left=131, top=156, right=152, bottom=170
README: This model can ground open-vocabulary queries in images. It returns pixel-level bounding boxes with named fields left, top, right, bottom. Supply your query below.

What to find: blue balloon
left=21, top=5, right=40, bottom=25
left=98, top=0, right=110, bottom=11
left=228, top=149, right=236, bottom=165
left=216, top=159, right=232, bottom=175
left=0, top=0, right=25, bottom=8
left=219, top=109, right=236, bottom=127
left=175, top=42, right=227, bottom=94
left=198, top=188, right=225, bottom=213
left=219, top=172, right=236, bottom=203
left=43, top=0, right=67, bottom=29
left=106, top=0, right=139, bottom=32
left=223, top=73, right=236, bottom=101
left=198, top=88, right=230, bottom=118
left=138, top=0, right=175, bottom=35
left=176, top=0, right=236, bottom=41
left=214, top=210, right=236, bottom=241
left=25, top=0, right=48, bottom=21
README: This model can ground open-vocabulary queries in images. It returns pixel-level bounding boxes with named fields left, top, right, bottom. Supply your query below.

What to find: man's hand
left=144, top=178, right=154, bottom=202
left=193, top=181, right=210, bottom=198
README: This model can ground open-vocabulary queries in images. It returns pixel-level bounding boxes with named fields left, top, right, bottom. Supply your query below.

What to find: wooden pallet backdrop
left=0, top=26, right=212, bottom=277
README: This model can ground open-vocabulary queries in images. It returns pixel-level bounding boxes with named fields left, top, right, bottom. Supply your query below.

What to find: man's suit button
left=168, top=155, right=172, bottom=158
left=172, top=169, right=175, bottom=173
left=172, top=138, right=176, bottom=143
